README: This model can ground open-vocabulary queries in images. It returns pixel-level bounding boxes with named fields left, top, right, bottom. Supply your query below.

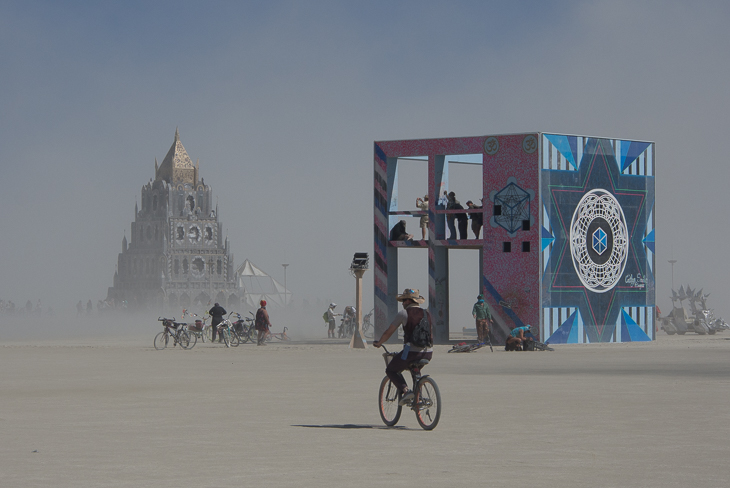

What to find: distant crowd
left=0, top=299, right=53, bottom=317
left=0, top=298, right=125, bottom=317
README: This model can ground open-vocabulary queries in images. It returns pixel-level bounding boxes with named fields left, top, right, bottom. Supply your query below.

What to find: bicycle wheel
left=187, top=331, right=197, bottom=349
left=178, top=330, right=193, bottom=349
left=221, top=329, right=230, bottom=347
left=229, top=330, right=240, bottom=347
left=154, top=331, right=168, bottom=350
left=247, top=326, right=257, bottom=344
left=238, top=326, right=250, bottom=344
left=205, top=326, right=214, bottom=343
left=414, top=377, right=441, bottom=430
left=378, top=376, right=402, bottom=427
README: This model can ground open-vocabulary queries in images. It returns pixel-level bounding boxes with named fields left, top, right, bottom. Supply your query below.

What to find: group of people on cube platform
left=389, top=191, right=484, bottom=242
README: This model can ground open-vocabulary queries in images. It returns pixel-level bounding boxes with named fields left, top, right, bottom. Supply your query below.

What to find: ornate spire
left=156, top=128, right=196, bottom=184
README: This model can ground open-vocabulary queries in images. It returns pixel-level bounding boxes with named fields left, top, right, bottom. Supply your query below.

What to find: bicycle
left=182, top=309, right=212, bottom=343
left=337, top=306, right=356, bottom=338
left=448, top=342, right=487, bottom=353
left=448, top=330, right=493, bottom=353
left=362, top=309, right=374, bottom=339
left=154, top=318, right=196, bottom=350
left=378, top=345, right=441, bottom=430
left=215, top=313, right=241, bottom=347
left=263, top=326, right=291, bottom=342
left=231, top=313, right=255, bottom=344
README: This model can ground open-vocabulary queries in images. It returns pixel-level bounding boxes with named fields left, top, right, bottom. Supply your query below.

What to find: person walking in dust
left=255, top=300, right=272, bottom=346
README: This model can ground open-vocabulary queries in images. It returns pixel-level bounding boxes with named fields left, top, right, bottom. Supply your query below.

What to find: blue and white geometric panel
left=619, top=307, right=653, bottom=342
left=612, top=140, right=653, bottom=176
left=543, top=307, right=584, bottom=344
left=542, top=202, right=555, bottom=273
left=541, top=135, right=655, bottom=343
left=643, top=206, right=655, bottom=273
left=542, top=134, right=589, bottom=171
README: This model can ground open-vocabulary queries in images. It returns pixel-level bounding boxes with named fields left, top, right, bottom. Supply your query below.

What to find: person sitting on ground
left=390, top=220, right=413, bottom=241
left=505, top=324, right=534, bottom=351
left=255, top=299, right=272, bottom=346
left=373, top=288, right=433, bottom=406
left=415, top=195, right=429, bottom=240
left=209, top=302, right=227, bottom=343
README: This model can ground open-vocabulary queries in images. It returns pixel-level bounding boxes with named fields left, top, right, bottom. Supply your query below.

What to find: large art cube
left=373, top=133, right=655, bottom=344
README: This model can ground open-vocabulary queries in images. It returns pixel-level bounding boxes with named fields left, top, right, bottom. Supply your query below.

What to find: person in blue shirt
left=505, top=325, right=533, bottom=351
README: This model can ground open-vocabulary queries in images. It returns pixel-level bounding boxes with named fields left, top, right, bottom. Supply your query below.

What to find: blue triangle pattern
left=546, top=311, right=576, bottom=344
left=621, top=310, right=651, bottom=342
left=542, top=238, right=554, bottom=252
left=621, top=141, right=652, bottom=172
left=541, top=226, right=555, bottom=251
left=643, top=229, right=655, bottom=254
left=545, top=134, right=577, bottom=169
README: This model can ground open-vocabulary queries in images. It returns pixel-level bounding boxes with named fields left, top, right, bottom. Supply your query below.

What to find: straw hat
left=396, top=288, right=426, bottom=304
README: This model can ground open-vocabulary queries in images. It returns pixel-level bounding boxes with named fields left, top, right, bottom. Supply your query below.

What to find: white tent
left=235, top=259, right=291, bottom=309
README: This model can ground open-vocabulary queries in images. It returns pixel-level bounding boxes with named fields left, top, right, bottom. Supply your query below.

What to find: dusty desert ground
left=1, top=324, right=729, bottom=488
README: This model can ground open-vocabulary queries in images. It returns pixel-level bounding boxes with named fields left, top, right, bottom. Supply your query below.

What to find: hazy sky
left=2, top=1, right=729, bottom=322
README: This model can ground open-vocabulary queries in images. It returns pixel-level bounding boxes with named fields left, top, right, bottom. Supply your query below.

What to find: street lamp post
left=349, top=253, right=369, bottom=349
left=282, top=264, right=289, bottom=306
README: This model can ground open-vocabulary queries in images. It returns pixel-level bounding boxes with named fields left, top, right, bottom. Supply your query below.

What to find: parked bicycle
left=362, top=309, right=374, bottom=339
left=182, top=309, right=212, bottom=343
left=378, top=345, right=441, bottom=430
left=262, top=326, right=291, bottom=342
left=232, top=313, right=256, bottom=344
left=215, top=312, right=242, bottom=347
left=154, top=317, right=196, bottom=350
left=337, top=306, right=356, bottom=338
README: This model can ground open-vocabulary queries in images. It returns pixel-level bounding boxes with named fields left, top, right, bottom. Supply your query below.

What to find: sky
left=1, top=0, right=730, bottom=331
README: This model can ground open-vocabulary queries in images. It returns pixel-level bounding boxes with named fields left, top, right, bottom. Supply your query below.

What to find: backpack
left=323, top=311, right=329, bottom=323
left=411, top=312, right=433, bottom=348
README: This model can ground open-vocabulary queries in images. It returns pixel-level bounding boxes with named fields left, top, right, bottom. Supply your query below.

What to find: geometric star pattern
left=541, top=135, right=655, bottom=343
left=493, top=181, right=530, bottom=234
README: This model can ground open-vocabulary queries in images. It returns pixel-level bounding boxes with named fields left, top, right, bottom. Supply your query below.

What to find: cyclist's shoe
left=398, top=390, right=415, bottom=406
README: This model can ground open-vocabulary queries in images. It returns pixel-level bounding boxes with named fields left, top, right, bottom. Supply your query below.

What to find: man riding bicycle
left=373, top=288, right=433, bottom=406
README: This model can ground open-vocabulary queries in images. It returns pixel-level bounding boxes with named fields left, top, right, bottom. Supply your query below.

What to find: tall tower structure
left=108, top=129, right=239, bottom=310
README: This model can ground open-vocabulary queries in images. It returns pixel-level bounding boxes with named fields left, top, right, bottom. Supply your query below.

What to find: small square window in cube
left=522, top=220, right=530, bottom=231
left=494, top=205, right=502, bottom=216
left=522, top=241, right=530, bottom=252
left=503, top=242, right=511, bottom=252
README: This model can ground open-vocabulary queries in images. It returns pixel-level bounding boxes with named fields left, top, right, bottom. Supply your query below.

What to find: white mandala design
left=569, top=189, right=628, bottom=293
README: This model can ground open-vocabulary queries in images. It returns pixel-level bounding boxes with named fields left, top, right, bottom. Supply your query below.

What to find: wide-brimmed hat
left=396, top=288, right=426, bottom=304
